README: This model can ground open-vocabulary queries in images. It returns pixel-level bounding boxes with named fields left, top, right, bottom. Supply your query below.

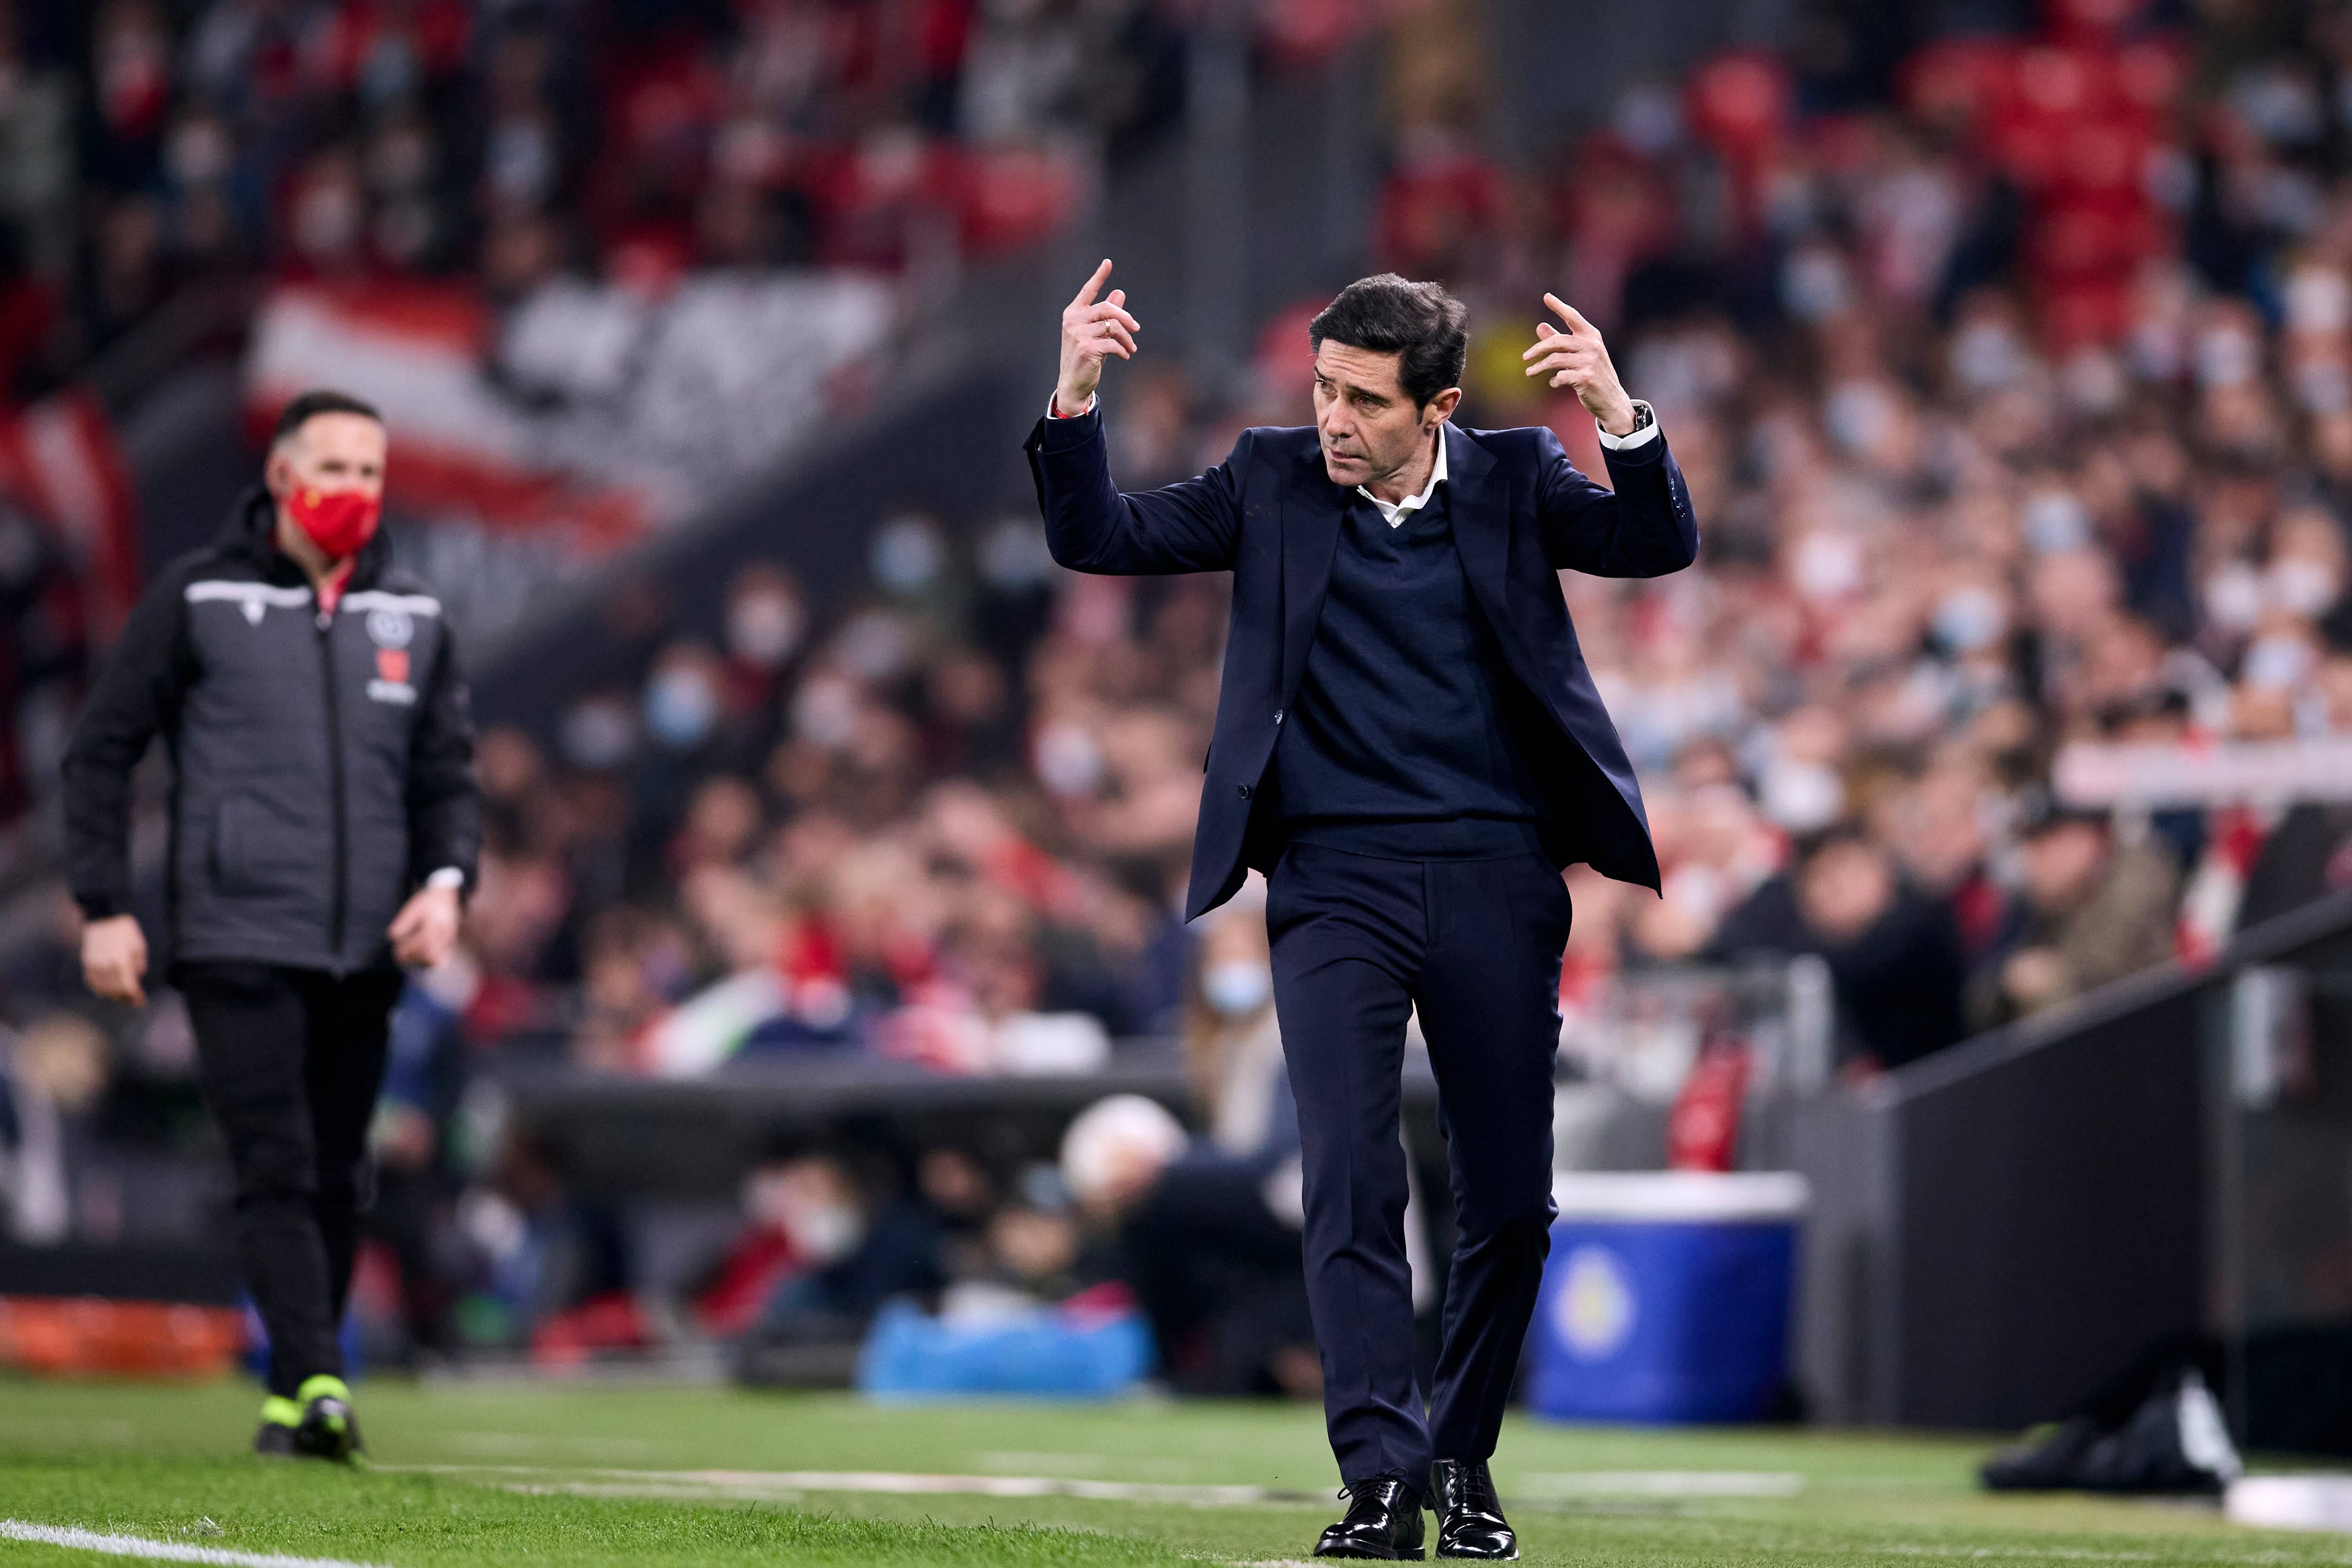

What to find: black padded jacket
left=62, top=488, right=479, bottom=975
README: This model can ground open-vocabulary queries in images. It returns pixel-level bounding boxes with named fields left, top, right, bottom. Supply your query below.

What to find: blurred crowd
left=20, top=0, right=2352, bottom=1372
left=398, top=0, right=2352, bottom=1088
left=0, top=0, right=1200, bottom=402
left=1343, top=0, right=2352, bottom=1072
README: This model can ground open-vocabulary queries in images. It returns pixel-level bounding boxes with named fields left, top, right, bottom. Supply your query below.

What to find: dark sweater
left=1272, top=485, right=1558, bottom=860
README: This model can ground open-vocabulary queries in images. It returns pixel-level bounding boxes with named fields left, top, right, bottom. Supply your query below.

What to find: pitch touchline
left=388, top=1465, right=1825, bottom=1511
left=0, top=1520, right=387, bottom=1568
left=386, top=1463, right=1317, bottom=1507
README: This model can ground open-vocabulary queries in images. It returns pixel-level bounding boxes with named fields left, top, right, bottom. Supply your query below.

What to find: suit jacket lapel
left=1444, top=425, right=1516, bottom=655
left=1280, top=455, right=1343, bottom=701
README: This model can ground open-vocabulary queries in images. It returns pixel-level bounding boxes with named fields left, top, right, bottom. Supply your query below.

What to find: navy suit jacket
left=1024, top=407, right=1699, bottom=921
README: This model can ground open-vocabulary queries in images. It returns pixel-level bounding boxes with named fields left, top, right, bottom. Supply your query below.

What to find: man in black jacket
left=63, top=389, right=478, bottom=1461
left=1029, top=266, right=1696, bottom=1560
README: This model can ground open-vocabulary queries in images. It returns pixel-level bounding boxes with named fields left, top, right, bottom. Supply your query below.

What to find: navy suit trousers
left=1266, top=842, right=1573, bottom=1488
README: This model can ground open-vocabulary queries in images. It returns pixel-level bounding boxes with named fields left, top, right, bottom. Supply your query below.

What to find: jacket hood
left=219, top=483, right=393, bottom=588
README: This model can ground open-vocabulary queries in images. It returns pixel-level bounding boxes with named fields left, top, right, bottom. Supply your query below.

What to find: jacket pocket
left=210, top=794, right=307, bottom=898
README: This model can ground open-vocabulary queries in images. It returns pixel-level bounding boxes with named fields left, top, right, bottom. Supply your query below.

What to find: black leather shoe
left=1314, top=1472, right=1427, bottom=1559
left=1430, top=1459, right=1517, bottom=1560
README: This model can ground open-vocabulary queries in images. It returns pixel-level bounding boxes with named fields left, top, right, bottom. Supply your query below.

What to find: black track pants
left=180, top=963, right=402, bottom=1398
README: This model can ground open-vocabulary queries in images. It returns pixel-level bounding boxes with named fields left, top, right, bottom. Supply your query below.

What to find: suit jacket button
left=1237, top=783, right=1252, bottom=798
left=1273, top=708, right=1283, bottom=724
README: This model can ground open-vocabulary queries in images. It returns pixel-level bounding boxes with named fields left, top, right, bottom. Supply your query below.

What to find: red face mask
left=286, top=485, right=382, bottom=561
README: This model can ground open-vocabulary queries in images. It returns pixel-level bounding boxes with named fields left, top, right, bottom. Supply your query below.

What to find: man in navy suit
left=1027, top=263, right=1696, bottom=1560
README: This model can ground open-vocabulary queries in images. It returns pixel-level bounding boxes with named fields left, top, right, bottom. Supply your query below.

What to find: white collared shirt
left=1358, top=427, right=1448, bottom=528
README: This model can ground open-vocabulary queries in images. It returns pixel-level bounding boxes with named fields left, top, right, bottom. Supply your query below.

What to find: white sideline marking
left=0, top=1520, right=386, bottom=1568
left=389, top=1464, right=1310, bottom=1508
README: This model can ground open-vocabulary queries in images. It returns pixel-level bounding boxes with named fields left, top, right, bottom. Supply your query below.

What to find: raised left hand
left=388, top=883, right=461, bottom=969
left=1523, top=293, right=1637, bottom=436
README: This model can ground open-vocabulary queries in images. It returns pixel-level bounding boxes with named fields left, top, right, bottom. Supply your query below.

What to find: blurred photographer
left=62, top=390, right=478, bottom=1462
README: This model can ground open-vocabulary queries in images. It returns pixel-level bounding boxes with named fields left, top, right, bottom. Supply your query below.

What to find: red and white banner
left=244, top=282, right=652, bottom=552
left=0, top=390, right=139, bottom=638
left=2055, top=738, right=2352, bottom=808
left=244, top=273, right=898, bottom=565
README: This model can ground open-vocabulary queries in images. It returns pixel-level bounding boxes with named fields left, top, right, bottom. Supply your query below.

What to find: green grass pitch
left=0, top=1378, right=2346, bottom=1567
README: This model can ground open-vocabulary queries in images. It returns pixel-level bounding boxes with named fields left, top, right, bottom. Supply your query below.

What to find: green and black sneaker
left=290, top=1375, right=365, bottom=1465
left=252, top=1395, right=302, bottom=1457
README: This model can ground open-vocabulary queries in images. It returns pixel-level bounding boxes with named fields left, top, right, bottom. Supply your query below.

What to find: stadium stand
left=7, top=0, right=2352, bottom=1394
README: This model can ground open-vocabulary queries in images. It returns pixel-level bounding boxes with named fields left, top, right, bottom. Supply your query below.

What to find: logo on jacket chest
left=366, top=606, right=413, bottom=649
left=367, top=623, right=417, bottom=706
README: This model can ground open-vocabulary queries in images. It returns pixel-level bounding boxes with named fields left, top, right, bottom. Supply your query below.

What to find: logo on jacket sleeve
left=368, top=645, right=417, bottom=705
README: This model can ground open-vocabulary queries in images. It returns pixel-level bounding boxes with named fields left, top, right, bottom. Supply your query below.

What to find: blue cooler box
left=1528, top=1171, right=1808, bottom=1424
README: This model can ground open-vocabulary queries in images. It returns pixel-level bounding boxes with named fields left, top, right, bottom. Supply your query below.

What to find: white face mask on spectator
left=2204, top=561, right=2266, bottom=632
left=1932, top=584, right=2009, bottom=654
left=2243, top=633, right=2317, bottom=692
left=2267, top=557, right=2342, bottom=618
left=1951, top=318, right=2022, bottom=393
left=872, top=515, right=944, bottom=595
left=1202, top=960, right=1271, bottom=1017
left=644, top=669, right=718, bottom=750
left=559, top=695, right=636, bottom=771
left=780, top=1198, right=865, bottom=1265
left=748, top=1166, right=868, bottom=1265
left=980, top=517, right=1054, bottom=591
left=1033, top=720, right=1104, bottom=798
left=1759, top=756, right=1845, bottom=833
left=2021, top=489, right=2091, bottom=555
left=1789, top=531, right=1862, bottom=602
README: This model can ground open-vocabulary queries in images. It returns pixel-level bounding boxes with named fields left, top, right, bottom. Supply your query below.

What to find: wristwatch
left=1596, top=398, right=1659, bottom=451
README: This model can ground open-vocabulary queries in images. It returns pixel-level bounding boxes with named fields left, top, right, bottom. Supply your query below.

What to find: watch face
left=1633, top=403, right=1654, bottom=430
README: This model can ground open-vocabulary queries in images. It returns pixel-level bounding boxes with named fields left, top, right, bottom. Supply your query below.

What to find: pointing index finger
left=1074, top=259, right=1112, bottom=309
left=1544, top=294, right=1595, bottom=337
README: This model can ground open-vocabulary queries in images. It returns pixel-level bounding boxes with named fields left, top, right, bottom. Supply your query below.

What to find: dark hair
left=1792, top=822, right=1877, bottom=870
left=1308, top=274, right=1470, bottom=409
left=271, top=389, right=382, bottom=446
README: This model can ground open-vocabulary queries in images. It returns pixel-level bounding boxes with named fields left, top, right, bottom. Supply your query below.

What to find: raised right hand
left=1055, top=259, right=1140, bottom=418
left=81, top=913, right=148, bottom=1007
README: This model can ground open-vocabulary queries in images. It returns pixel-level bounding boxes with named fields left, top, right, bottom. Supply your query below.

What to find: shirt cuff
left=1047, top=391, right=1097, bottom=419
left=425, top=867, right=467, bottom=891
left=1595, top=402, right=1661, bottom=451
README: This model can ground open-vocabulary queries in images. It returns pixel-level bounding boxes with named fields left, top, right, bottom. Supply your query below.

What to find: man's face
left=266, top=412, right=387, bottom=506
left=1796, top=839, right=1894, bottom=944
left=2021, top=821, right=2108, bottom=912
left=1311, top=340, right=1453, bottom=490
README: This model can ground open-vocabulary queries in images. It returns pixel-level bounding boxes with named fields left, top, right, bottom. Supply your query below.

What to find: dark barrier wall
left=1886, top=995, right=2206, bottom=1430
left=1799, top=888, right=2352, bottom=1435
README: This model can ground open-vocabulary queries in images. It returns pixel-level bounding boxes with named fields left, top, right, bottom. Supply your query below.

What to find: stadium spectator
left=738, top=1143, right=944, bottom=1362
left=1112, top=895, right=1321, bottom=1398
left=1708, top=826, right=1968, bottom=1072
left=1969, top=800, right=2182, bottom=1029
